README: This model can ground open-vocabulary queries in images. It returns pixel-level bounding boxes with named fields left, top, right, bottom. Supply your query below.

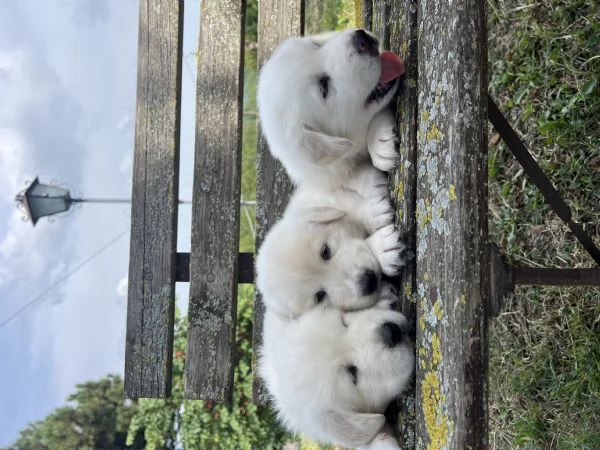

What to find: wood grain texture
left=252, top=0, right=303, bottom=404
left=372, top=0, right=420, bottom=446
left=125, top=0, right=183, bottom=399
left=414, top=0, right=489, bottom=448
left=186, top=0, right=246, bottom=401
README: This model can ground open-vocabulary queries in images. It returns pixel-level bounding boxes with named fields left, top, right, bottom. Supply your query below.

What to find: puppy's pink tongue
left=379, top=51, right=405, bottom=84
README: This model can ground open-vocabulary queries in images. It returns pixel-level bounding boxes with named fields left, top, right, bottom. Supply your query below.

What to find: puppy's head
left=259, top=306, right=414, bottom=447
left=256, top=205, right=382, bottom=318
left=258, top=29, right=405, bottom=171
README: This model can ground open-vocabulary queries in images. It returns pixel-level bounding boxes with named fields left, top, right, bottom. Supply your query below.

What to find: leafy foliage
left=126, top=289, right=289, bottom=450
left=3, top=375, right=144, bottom=450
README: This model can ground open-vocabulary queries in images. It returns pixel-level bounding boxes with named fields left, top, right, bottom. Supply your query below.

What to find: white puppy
left=256, top=165, right=408, bottom=319
left=256, top=29, right=408, bottom=318
left=258, top=28, right=405, bottom=186
left=258, top=290, right=414, bottom=448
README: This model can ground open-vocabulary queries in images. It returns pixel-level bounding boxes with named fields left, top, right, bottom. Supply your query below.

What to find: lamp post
left=14, top=177, right=130, bottom=226
left=15, top=176, right=255, bottom=226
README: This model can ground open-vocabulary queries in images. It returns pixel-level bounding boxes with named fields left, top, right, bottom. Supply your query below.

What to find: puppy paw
left=366, top=224, right=408, bottom=276
left=367, top=111, right=399, bottom=172
left=364, top=196, right=395, bottom=232
left=368, top=129, right=399, bottom=172
left=347, top=165, right=389, bottom=200
left=375, top=282, right=400, bottom=310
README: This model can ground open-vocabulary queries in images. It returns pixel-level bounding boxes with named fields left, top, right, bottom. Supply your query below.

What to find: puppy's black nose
left=361, top=269, right=378, bottom=295
left=380, top=322, right=404, bottom=348
left=352, top=29, right=378, bottom=56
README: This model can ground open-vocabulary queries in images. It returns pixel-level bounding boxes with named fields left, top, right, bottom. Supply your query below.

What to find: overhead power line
left=0, top=228, right=129, bottom=331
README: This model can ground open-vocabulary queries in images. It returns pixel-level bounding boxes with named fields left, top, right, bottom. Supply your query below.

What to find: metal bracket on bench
left=175, top=252, right=255, bottom=284
left=489, top=243, right=600, bottom=316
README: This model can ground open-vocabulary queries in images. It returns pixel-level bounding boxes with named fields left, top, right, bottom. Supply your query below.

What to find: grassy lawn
left=487, top=0, right=600, bottom=448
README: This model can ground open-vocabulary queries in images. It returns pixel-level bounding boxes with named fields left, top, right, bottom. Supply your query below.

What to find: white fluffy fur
left=256, top=170, right=408, bottom=319
left=257, top=28, right=402, bottom=187
left=256, top=29, right=408, bottom=319
left=256, top=30, right=412, bottom=448
left=258, top=291, right=414, bottom=448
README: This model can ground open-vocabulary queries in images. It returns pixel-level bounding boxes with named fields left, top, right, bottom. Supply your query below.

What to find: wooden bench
left=125, top=0, right=599, bottom=448
left=125, top=0, right=298, bottom=403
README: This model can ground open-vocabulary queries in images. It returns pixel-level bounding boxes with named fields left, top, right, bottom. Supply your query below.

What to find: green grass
left=487, top=0, right=600, bottom=448
left=239, top=48, right=258, bottom=254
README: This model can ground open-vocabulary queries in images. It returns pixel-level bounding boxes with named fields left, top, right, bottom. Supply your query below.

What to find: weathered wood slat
left=186, top=0, right=246, bottom=401
left=252, top=0, right=303, bottom=404
left=125, top=0, right=183, bottom=399
left=414, top=0, right=488, bottom=448
left=360, top=0, right=374, bottom=30
left=371, top=0, right=420, bottom=446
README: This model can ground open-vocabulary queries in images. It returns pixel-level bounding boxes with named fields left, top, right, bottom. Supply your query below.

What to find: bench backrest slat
left=252, top=0, right=304, bottom=404
left=125, top=0, right=184, bottom=399
left=185, top=0, right=247, bottom=401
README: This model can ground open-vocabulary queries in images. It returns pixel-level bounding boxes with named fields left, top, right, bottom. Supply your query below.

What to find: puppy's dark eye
left=346, top=365, right=358, bottom=385
left=315, top=290, right=327, bottom=304
left=320, top=243, right=331, bottom=261
left=318, top=75, right=330, bottom=99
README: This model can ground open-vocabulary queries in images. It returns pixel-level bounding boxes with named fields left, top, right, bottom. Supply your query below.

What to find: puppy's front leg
left=346, top=165, right=395, bottom=233
left=366, top=224, right=408, bottom=277
left=367, top=109, right=399, bottom=172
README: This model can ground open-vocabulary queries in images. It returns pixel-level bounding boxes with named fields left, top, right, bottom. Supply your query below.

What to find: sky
left=0, top=0, right=200, bottom=444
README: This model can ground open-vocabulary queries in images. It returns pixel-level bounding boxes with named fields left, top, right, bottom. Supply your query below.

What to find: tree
left=4, top=375, right=145, bottom=450
left=126, top=288, right=289, bottom=450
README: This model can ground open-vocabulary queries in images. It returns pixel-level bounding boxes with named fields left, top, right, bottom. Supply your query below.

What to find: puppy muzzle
left=379, top=322, right=405, bottom=348
left=352, top=29, right=379, bottom=57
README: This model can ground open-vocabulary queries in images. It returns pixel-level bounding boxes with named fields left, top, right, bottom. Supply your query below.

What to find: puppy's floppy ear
left=306, top=206, right=347, bottom=225
left=322, top=410, right=385, bottom=448
left=302, top=125, right=353, bottom=164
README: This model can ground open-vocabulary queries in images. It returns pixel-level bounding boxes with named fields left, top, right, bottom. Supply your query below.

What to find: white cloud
left=119, top=152, right=133, bottom=174
left=0, top=48, right=25, bottom=77
left=116, top=116, right=132, bottom=131
left=0, top=128, right=26, bottom=202
left=0, top=210, right=58, bottom=288
left=42, top=225, right=129, bottom=399
left=116, top=275, right=128, bottom=298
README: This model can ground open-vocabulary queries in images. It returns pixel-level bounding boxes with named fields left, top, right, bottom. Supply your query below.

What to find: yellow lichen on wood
left=432, top=301, right=443, bottom=321
left=426, top=123, right=442, bottom=142
left=397, top=179, right=405, bottom=200
left=419, top=314, right=426, bottom=333
left=401, top=41, right=409, bottom=57
left=449, top=184, right=457, bottom=201
left=417, top=198, right=433, bottom=229
left=422, top=370, right=449, bottom=450
left=431, top=333, right=442, bottom=366
left=418, top=284, right=453, bottom=449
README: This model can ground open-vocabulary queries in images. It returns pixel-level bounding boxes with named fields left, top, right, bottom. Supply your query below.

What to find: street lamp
left=15, top=176, right=256, bottom=226
left=15, top=177, right=129, bottom=226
